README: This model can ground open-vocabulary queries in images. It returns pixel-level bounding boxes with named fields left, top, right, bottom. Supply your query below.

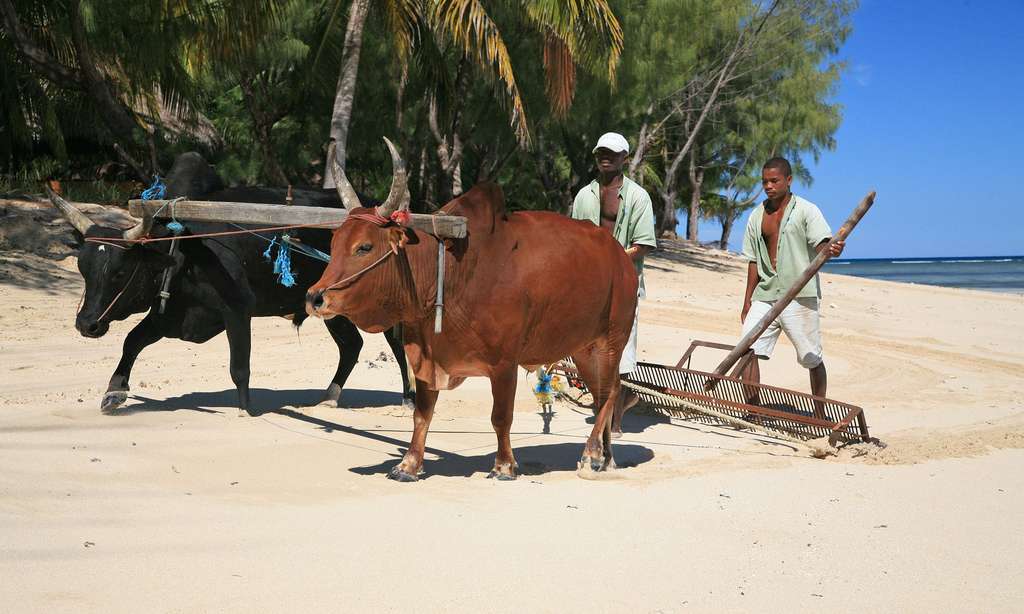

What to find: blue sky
left=694, top=0, right=1024, bottom=258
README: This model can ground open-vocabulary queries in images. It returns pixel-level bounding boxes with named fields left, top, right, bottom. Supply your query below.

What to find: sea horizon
left=827, top=254, right=1023, bottom=263
left=822, top=254, right=1024, bottom=293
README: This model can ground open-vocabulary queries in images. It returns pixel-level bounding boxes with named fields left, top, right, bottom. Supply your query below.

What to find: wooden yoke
left=709, top=190, right=877, bottom=382
left=128, top=199, right=468, bottom=239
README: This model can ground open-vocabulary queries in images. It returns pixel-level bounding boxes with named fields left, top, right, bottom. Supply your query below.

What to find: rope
left=140, top=178, right=187, bottom=235
left=94, top=261, right=142, bottom=322
left=618, top=379, right=833, bottom=458
left=225, top=223, right=329, bottom=263
left=323, top=250, right=395, bottom=291
left=83, top=220, right=337, bottom=245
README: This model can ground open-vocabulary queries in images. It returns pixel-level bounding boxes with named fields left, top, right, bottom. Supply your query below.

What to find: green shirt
left=741, top=194, right=832, bottom=301
left=571, top=175, right=658, bottom=297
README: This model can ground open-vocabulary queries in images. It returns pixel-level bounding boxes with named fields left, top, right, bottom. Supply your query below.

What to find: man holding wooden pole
left=739, top=157, right=845, bottom=411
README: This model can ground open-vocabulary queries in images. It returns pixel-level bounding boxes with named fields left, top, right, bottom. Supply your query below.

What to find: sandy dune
left=1, top=240, right=1022, bottom=613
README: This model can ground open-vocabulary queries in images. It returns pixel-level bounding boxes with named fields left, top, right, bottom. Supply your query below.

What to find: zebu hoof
left=487, top=472, right=517, bottom=481
left=577, top=451, right=614, bottom=477
left=487, top=462, right=518, bottom=481
left=576, top=458, right=599, bottom=479
left=100, top=390, right=128, bottom=413
left=388, top=466, right=420, bottom=482
left=317, top=383, right=343, bottom=408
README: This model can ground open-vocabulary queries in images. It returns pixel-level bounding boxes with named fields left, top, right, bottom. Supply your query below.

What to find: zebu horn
left=376, top=137, right=410, bottom=217
left=327, top=140, right=361, bottom=211
left=123, top=211, right=154, bottom=241
left=44, top=185, right=94, bottom=235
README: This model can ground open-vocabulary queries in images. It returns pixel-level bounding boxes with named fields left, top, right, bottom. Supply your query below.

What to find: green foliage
left=3, top=0, right=853, bottom=247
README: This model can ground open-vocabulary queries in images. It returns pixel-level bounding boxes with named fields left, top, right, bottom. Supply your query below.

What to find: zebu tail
left=291, top=311, right=309, bottom=329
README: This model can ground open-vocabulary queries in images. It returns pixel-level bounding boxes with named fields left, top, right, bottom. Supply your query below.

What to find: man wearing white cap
left=570, top=131, right=657, bottom=437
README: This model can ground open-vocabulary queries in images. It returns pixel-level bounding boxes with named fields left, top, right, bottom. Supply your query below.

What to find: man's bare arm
left=625, top=244, right=653, bottom=263
left=742, top=261, right=759, bottom=323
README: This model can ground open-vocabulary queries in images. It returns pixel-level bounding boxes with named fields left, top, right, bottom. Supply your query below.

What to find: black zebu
left=47, top=150, right=414, bottom=415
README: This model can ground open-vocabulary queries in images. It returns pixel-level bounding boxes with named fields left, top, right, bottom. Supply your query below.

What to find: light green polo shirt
left=571, top=175, right=657, bottom=297
left=741, top=194, right=832, bottom=301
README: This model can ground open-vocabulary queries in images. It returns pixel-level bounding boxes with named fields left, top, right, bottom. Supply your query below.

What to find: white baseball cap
left=592, top=132, right=630, bottom=154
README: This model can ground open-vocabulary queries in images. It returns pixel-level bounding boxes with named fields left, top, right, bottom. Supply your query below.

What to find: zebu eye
left=355, top=243, right=372, bottom=255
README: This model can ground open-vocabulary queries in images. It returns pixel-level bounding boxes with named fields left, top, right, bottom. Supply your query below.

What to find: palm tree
left=0, top=0, right=280, bottom=179
left=322, top=0, right=624, bottom=186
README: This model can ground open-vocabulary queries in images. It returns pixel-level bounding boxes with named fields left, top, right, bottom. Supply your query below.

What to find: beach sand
left=1, top=239, right=1022, bottom=613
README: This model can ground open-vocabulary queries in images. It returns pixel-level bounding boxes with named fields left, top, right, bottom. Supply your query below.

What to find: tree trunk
left=628, top=102, right=655, bottom=177
left=451, top=160, right=463, bottom=196
left=427, top=61, right=469, bottom=201
left=323, top=0, right=370, bottom=187
left=655, top=180, right=679, bottom=237
left=686, top=147, right=704, bottom=242
left=720, top=214, right=735, bottom=250
left=67, top=1, right=145, bottom=156
left=659, top=188, right=678, bottom=238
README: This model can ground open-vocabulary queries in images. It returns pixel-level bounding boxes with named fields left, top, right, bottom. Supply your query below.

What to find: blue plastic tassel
left=141, top=176, right=166, bottom=201
left=263, top=235, right=295, bottom=287
left=166, top=221, right=185, bottom=235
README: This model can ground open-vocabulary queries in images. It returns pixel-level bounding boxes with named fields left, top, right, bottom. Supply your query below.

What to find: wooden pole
left=711, top=190, right=876, bottom=378
left=128, top=199, right=467, bottom=239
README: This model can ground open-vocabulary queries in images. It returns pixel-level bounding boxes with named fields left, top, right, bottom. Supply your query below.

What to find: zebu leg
left=224, top=314, right=253, bottom=417
left=321, top=316, right=363, bottom=407
left=487, top=365, right=519, bottom=480
left=572, top=343, right=619, bottom=474
left=102, top=313, right=164, bottom=412
left=384, top=324, right=416, bottom=409
left=389, top=378, right=438, bottom=482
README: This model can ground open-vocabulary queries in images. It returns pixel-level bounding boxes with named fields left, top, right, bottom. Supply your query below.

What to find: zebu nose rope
left=321, top=209, right=446, bottom=333
left=88, top=261, right=142, bottom=324
left=323, top=250, right=395, bottom=291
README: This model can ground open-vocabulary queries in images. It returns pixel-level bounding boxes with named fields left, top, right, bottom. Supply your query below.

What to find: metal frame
left=554, top=340, right=870, bottom=444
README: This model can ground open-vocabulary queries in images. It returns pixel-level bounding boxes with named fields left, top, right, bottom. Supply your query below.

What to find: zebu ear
left=141, top=246, right=177, bottom=269
left=387, top=226, right=409, bottom=254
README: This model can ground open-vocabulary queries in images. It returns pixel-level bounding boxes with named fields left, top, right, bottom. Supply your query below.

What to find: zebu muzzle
left=75, top=315, right=110, bottom=338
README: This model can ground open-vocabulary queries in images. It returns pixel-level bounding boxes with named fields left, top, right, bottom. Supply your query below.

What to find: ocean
left=822, top=256, right=1024, bottom=293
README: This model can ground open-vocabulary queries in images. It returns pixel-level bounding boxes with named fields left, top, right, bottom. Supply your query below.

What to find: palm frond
left=542, top=33, right=575, bottom=118
left=381, top=0, right=423, bottom=62
left=522, top=0, right=624, bottom=83
left=429, top=0, right=530, bottom=145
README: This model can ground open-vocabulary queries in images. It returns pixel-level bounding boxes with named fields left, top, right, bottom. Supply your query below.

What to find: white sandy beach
left=1, top=239, right=1022, bottom=613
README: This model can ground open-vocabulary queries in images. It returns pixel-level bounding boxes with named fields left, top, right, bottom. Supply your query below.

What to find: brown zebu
left=305, top=154, right=638, bottom=481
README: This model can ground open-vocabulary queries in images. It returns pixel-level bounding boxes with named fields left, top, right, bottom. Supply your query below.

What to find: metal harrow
left=554, top=340, right=870, bottom=444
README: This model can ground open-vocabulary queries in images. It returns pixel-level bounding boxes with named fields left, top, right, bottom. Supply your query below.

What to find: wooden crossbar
left=128, top=199, right=468, bottom=239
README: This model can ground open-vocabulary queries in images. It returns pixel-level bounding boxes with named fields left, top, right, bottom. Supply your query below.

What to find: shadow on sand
left=646, top=239, right=738, bottom=273
left=269, top=405, right=655, bottom=479
left=118, top=387, right=404, bottom=415
left=348, top=441, right=655, bottom=479
left=114, top=387, right=658, bottom=479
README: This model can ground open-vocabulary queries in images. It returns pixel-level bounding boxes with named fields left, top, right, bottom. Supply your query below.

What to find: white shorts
left=619, top=309, right=639, bottom=375
left=741, top=298, right=823, bottom=369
